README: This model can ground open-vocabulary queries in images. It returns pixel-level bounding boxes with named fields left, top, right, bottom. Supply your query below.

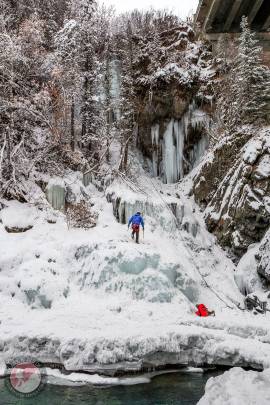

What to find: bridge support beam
left=249, top=0, right=264, bottom=24
left=262, top=15, right=270, bottom=31
left=224, top=0, right=243, bottom=31
left=203, top=0, right=222, bottom=31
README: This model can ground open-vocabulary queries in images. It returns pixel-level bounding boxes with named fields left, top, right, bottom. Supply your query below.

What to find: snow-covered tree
left=0, top=11, right=52, bottom=199
left=55, top=0, right=113, bottom=163
left=218, top=17, right=270, bottom=132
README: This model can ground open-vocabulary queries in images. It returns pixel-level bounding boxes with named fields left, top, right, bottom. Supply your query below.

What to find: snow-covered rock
left=194, top=127, right=270, bottom=256
left=235, top=243, right=264, bottom=295
left=198, top=367, right=270, bottom=405
left=1, top=202, right=36, bottom=233
left=235, top=229, right=270, bottom=313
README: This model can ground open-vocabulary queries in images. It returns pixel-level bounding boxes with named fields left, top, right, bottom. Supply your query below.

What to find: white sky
left=100, top=0, right=199, bottom=19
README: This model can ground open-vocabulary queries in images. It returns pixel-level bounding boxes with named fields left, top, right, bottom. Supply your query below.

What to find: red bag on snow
left=196, top=304, right=209, bottom=317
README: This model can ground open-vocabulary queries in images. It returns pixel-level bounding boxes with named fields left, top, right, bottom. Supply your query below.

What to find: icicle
left=83, top=172, right=92, bottom=187
left=175, top=120, right=184, bottom=180
left=191, top=135, right=209, bottom=169
left=161, top=119, right=186, bottom=184
left=150, top=102, right=210, bottom=184
left=46, top=178, right=66, bottom=211
left=151, top=124, right=160, bottom=177
left=110, top=59, right=121, bottom=121
left=110, top=59, right=121, bottom=100
left=190, top=109, right=209, bottom=131
left=163, top=120, right=174, bottom=183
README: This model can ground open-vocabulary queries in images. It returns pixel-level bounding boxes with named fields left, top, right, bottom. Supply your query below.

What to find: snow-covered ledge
left=1, top=316, right=269, bottom=375
left=198, top=367, right=270, bottom=405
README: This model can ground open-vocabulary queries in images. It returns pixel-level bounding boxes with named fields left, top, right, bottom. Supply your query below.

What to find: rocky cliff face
left=193, top=127, right=270, bottom=257
left=257, top=229, right=270, bottom=283
left=133, top=23, right=215, bottom=183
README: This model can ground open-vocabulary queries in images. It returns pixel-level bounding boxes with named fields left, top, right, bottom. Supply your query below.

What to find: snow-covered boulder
left=198, top=367, right=270, bottom=405
left=1, top=203, right=36, bottom=233
left=235, top=243, right=264, bottom=295
left=235, top=229, right=270, bottom=313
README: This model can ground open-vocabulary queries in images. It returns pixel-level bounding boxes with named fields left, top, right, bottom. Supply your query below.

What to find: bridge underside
left=195, top=0, right=270, bottom=65
left=196, top=0, right=270, bottom=33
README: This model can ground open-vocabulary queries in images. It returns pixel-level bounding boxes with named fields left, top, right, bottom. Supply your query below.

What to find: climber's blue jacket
left=128, top=213, right=144, bottom=229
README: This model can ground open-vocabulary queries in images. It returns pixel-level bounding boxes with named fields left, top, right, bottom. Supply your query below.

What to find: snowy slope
left=0, top=172, right=270, bottom=375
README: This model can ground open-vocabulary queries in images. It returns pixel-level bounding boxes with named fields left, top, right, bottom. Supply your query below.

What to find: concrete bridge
left=195, top=0, right=270, bottom=64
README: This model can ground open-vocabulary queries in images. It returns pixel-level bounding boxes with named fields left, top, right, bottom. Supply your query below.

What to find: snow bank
left=198, top=367, right=270, bottom=405
left=1, top=202, right=37, bottom=230
left=0, top=361, right=6, bottom=377
left=243, top=139, right=263, bottom=164
left=235, top=244, right=263, bottom=295
left=1, top=174, right=269, bottom=375
left=45, top=367, right=200, bottom=387
left=46, top=368, right=150, bottom=386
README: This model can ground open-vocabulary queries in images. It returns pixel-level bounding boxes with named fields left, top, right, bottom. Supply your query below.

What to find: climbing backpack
left=244, top=294, right=267, bottom=314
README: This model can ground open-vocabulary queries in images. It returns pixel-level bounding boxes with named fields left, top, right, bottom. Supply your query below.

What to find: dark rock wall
left=194, top=128, right=270, bottom=257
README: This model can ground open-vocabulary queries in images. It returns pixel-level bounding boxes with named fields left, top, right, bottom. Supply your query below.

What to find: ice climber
left=195, top=304, right=215, bottom=317
left=128, top=212, right=145, bottom=244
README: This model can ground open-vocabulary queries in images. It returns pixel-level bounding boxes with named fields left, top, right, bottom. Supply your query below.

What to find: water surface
left=0, top=370, right=221, bottom=405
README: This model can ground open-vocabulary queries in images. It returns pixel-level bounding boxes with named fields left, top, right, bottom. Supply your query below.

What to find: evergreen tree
left=218, top=16, right=270, bottom=132
left=55, top=0, right=100, bottom=155
left=115, top=17, right=137, bottom=172
left=0, top=10, right=52, bottom=199
left=237, top=17, right=270, bottom=124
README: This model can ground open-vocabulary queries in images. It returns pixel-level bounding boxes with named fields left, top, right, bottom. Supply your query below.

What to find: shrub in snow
left=66, top=201, right=98, bottom=229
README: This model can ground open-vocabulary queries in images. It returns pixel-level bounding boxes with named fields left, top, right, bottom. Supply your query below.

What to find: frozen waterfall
left=151, top=104, right=209, bottom=184
left=46, top=178, right=66, bottom=211
left=151, top=124, right=160, bottom=177
left=163, top=120, right=185, bottom=184
left=110, top=59, right=121, bottom=121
